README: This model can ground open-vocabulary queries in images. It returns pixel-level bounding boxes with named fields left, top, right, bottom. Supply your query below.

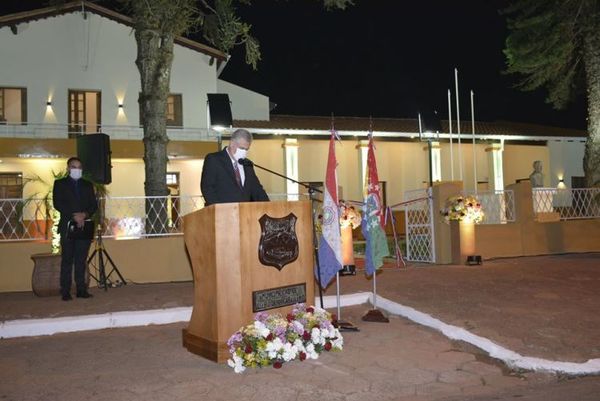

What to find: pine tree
left=503, top=0, right=600, bottom=187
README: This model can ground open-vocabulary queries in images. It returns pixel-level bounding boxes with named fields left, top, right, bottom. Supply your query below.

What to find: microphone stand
left=240, top=159, right=326, bottom=309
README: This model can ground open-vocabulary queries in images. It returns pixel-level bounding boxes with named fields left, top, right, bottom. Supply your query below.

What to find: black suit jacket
left=52, top=177, right=98, bottom=235
left=201, top=149, right=269, bottom=206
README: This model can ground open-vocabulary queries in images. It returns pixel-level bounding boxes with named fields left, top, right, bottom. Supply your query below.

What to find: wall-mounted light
left=46, top=101, right=52, bottom=106
left=118, top=104, right=124, bottom=109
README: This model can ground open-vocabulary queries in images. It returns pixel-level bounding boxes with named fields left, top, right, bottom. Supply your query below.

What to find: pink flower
left=302, top=331, right=311, bottom=341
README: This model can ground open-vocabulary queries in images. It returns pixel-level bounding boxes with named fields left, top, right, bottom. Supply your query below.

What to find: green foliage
left=502, top=0, right=592, bottom=109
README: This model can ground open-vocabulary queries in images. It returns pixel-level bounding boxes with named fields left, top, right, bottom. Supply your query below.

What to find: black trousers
left=60, top=233, right=92, bottom=295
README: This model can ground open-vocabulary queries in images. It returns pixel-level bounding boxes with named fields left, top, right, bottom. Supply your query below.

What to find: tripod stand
left=87, top=203, right=126, bottom=290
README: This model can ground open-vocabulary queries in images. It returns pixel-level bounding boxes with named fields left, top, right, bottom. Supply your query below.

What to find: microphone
left=238, top=158, right=253, bottom=166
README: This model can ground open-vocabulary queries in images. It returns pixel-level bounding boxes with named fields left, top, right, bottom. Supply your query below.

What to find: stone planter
left=450, top=220, right=476, bottom=265
left=31, top=253, right=89, bottom=296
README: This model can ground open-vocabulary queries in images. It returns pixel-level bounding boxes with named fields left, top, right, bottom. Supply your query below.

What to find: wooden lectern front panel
left=183, top=200, right=315, bottom=363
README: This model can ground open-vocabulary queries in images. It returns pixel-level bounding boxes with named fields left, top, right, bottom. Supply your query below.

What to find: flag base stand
left=334, top=319, right=360, bottom=332
left=361, top=308, right=389, bottom=323
left=339, top=264, right=356, bottom=276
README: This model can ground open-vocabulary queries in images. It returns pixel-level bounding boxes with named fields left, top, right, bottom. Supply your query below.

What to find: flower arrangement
left=227, top=304, right=343, bottom=373
left=441, top=195, right=484, bottom=224
left=339, top=202, right=361, bottom=229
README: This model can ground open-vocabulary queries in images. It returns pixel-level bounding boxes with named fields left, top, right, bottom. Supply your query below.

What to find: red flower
left=286, top=313, right=294, bottom=322
left=306, top=307, right=314, bottom=313
left=273, top=361, right=283, bottom=369
left=244, top=344, right=253, bottom=354
left=266, top=333, right=274, bottom=341
left=324, top=342, right=332, bottom=351
left=302, top=331, right=311, bottom=341
left=299, top=352, right=307, bottom=361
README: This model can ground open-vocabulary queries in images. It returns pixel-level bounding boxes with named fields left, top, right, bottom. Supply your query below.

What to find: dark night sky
left=2, top=0, right=588, bottom=129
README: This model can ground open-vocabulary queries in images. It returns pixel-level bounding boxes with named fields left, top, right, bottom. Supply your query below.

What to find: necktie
left=233, top=162, right=242, bottom=188
left=73, top=179, right=80, bottom=200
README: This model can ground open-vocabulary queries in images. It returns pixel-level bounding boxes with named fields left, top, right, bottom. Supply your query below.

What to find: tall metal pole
left=454, top=68, right=463, bottom=182
left=471, top=90, right=477, bottom=193
left=448, top=89, right=454, bottom=180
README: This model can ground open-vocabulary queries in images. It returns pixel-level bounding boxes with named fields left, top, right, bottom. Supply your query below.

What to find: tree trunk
left=583, top=28, right=600, bottom=188
left=135, top=27, right=173, bottom=234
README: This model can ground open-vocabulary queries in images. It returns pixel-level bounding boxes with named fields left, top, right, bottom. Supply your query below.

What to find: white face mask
left=233, top=148, right=248, bottom=162
left=70, top=168, right=82, bottom=180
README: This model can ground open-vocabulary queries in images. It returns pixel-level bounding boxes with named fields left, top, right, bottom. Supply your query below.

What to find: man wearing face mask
left=201, top=129, right=269, bottom=206
left=52, top=157, right=98, bottom=301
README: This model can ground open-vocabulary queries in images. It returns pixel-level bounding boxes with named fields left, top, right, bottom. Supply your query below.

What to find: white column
left=431, top=141, right=441, bottom=182
left=283, top=138, right=299, bottom=201
left=486, top=143, right=504, bottom=191
left=423, top=141, right=442, bottom=183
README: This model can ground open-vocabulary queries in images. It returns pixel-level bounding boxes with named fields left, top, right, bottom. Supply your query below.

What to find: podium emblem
left=258, top=213, right=299, bottom=270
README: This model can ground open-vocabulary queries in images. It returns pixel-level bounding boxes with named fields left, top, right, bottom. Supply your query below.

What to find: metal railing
left=462, top=190, right=515, bottom=224
left=532, top=188, right=600, bottom=220
left=0, top=193, right=313, bottom=242
left=0, top=122, right=218, bottom=142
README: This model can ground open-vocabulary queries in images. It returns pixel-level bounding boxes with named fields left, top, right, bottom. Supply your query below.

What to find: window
left=0, top=87, right=27, bottom=124
left=166, top=94, right=183, bottom=127
left=0, top=172, right=23, bottom=238
left=139, top=94, right=183, bottom=127
left=68, top=90, right=101, bottom=137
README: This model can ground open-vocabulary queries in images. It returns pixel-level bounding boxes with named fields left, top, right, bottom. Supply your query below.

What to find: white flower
left=265, top=337, right=284, bottom=358
left=311, top=327, right=321, bottom=343
left=227, top=355, right=246, bottom=373
left=332, top=335, right=344, bottom=350
left=305, top=343, right=319, bottom=360
left=253, top=321, right=271, bottom=338
left=282, top=342, right=298, bottom=362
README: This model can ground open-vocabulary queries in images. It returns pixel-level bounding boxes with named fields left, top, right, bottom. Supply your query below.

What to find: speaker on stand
left=76, top=133, right=125, bottom=290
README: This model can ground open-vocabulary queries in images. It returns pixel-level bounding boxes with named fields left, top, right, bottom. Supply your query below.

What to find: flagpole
left=448, top=89, right=454, bottom=180
left=455, top=68, right=463, bottom=182
left=361, top=129, right=389, bottom=323
left=471, top=90, right=477, bottom=193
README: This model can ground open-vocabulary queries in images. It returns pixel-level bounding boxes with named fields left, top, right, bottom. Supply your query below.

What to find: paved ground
left=3, top=305, right=600, bottom=401
left=1, top=253, right=600, bottom=400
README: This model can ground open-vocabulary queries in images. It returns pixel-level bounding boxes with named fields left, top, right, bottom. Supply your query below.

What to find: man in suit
left=52, top=157, right=98, bottom=301
left=201, top=129, right=269, bottom=206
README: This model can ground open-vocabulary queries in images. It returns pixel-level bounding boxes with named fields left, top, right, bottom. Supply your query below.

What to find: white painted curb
left=371, top=293, right=600, bottom=376
left=2, top=291, right=599, bottom=375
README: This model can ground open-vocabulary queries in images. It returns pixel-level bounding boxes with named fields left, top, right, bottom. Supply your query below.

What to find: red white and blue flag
left=361, top=131, right=389, bottom=276
left=316, top=131, right=343, bottom=288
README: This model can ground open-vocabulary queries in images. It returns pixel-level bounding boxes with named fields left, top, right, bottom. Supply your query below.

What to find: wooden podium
left=182, top=200, right=315, bottom=363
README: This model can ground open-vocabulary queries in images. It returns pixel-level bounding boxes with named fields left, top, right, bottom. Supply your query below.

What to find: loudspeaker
left=207, top=93, right=233, bottom=128
left=76, top=133, right=112, bottom=184
left=419, top=109, right=442, bottom=133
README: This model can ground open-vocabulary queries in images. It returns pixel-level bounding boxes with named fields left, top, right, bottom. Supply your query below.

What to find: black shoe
left=62, top=293, right=73, bottom=301
left=76, top=291, right=93, bottom=299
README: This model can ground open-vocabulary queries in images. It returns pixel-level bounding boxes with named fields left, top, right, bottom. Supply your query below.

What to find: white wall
left=547, top=140, right=586, bottom=187
left=217, top=79, right=270, bottom=121
left=0, top=11, right=217, bottom=129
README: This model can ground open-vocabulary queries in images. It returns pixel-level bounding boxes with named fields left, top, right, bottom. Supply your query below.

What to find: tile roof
left=0, top=1, right=227, bottom=61
left=234, top=115, right=587, bottom=138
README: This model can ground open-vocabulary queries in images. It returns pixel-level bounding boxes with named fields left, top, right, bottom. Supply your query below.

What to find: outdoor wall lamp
left=118, top=104, right=124, bottom=109
left=46, top=101, right=52, bottom=106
